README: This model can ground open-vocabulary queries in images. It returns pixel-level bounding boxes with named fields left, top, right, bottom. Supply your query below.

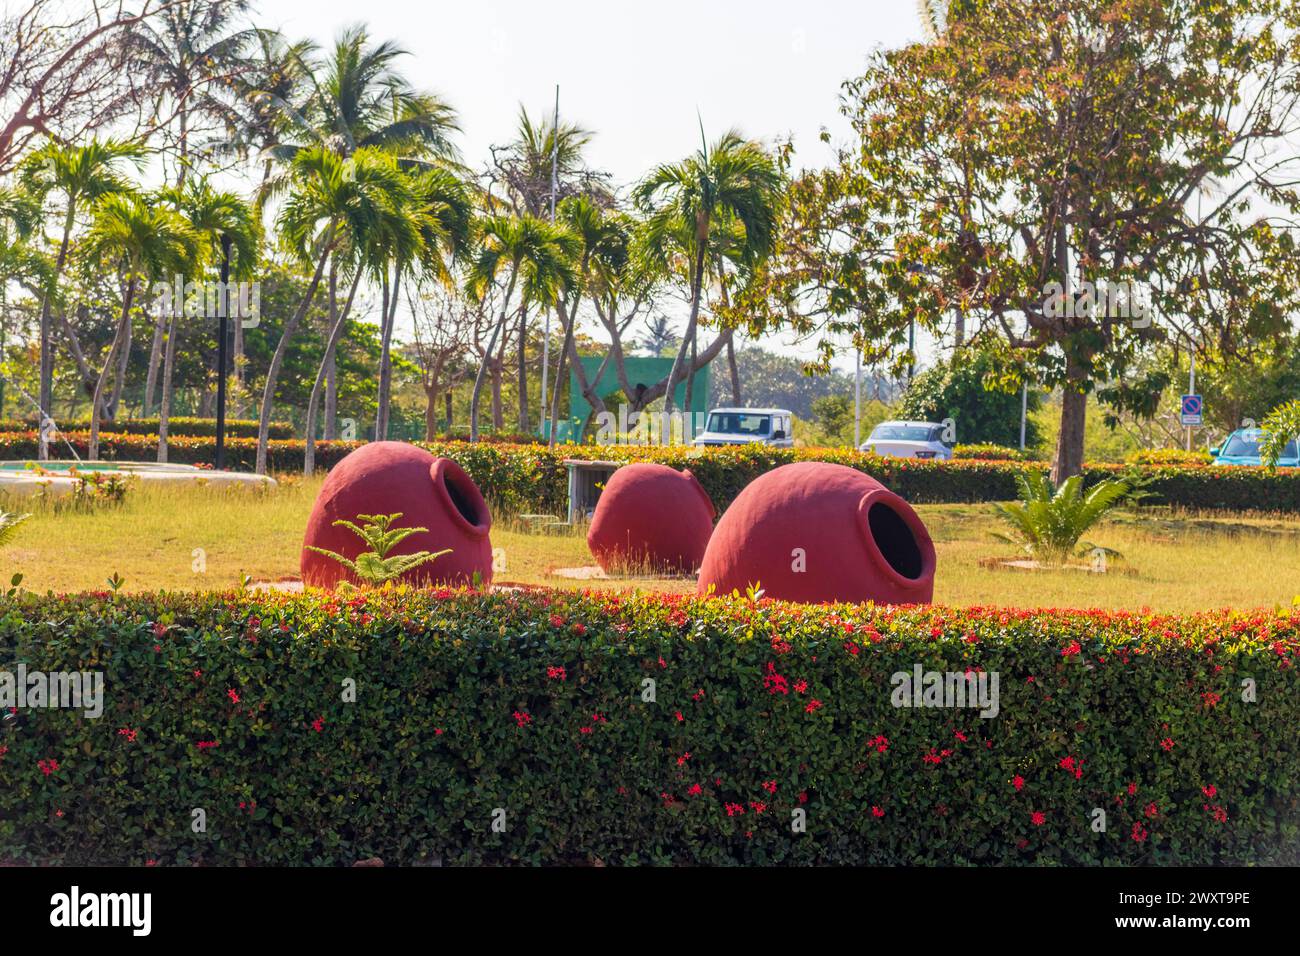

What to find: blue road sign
left=1180, top=394, right=1203, bottom=427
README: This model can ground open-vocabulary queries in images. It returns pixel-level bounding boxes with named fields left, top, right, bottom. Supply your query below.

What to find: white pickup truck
left=692, top=408, right=795, bottom=448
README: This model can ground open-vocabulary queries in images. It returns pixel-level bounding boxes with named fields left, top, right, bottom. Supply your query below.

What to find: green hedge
left=0, top=417, right=295, bottom=440
left=5, top=433, right=1300, bottom=515
left=1, top=590, right=1296, bottom=865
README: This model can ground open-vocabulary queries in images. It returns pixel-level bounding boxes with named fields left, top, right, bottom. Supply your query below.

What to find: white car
left=860, top=421, right=954, bottom=460
left=692, top=408, right=795, bottom=447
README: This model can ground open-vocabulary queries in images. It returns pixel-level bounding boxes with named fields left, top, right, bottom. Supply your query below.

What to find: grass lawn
left=3, top=475, right=1298, bottom=612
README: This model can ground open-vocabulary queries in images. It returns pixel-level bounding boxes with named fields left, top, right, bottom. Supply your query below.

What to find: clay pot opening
left=434, top=460, right=491, bottom=538
left=866, top=501, right=924, bottom=580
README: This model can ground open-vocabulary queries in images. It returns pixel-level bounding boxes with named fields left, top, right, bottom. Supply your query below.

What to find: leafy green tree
left=306, top=513, right=451, bottom=585
left=739, top=0, right=1300, bottom=483
left=899, top=351, right=1040, bottom=448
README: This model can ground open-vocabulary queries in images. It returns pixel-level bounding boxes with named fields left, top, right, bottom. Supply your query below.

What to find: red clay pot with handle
left=587, top=463, right=716, bottom=574
left=696, top=461, right=935, bottom=604
left=301, top=441, right=493, bottom=589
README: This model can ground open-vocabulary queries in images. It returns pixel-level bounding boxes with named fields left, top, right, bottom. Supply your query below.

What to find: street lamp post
left=215, top=233, right=231, bottom=472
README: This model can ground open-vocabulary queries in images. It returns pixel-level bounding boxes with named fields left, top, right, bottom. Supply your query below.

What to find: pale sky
left=260, top=0, right=925, bottom=185
left=252, top=0, right=933, bottom=370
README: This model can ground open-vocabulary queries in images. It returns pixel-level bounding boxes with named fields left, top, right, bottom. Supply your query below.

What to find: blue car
left=1212, top=428, right=1300, bottom=467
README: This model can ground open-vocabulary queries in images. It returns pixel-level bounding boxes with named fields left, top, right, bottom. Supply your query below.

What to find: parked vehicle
left=692, top=408, right=794, bottom=447
left=860, top=420, right=954, bottom=460
left=1211, top=428, right=1300, bottom=467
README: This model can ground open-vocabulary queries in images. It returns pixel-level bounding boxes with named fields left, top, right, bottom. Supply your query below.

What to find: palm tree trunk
left=375, top=267, right=400, bottom=441
left=323, top=263, right=338, bottom=439
left=144, top=301, right=167, bottom=414
left=157, top=315, right=178, bottom=462
left=36, top=208, right=74, bottom=460
left=547, top=292, right=581, bottom=447
left=469, top=262, right=519, bottom=442
left=256, top=241, right=332, bottom=475
left=516, top=303, right=529, bottom=433
left=108, top=313, right=132, bottom=419
left=89, top=280, right=136, bottom=461
left=663, top=239, right=708, bottom=417
left=305, top=267, right=362, bottom=475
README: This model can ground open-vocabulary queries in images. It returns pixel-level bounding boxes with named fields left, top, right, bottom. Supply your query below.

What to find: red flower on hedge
left=311, top=716, right=325, bottom=733
left=1131, top=822, right=1148, bottom=842
left=725, top=802, right=745, bottom=817
left=1201, top=691, right=1221, bottom=708
left=549, top=614, right=565, bottom=628
left=805, top=699, right=823, bottom=714
left=687, top=783, right=703, bottom=797
left=117, top=727, right=138, bottom=743
left=1160, top=737, right=1175, bottom=752
left=871, top=806, right=885, bottom=818
left=762, top=780, right=778, bottom=794
left=1012, top=775, right=1025, bottom=792
left=38, top=758, right=59, bottom=776
left=1030, top=811, right=1046, bottom=826
left=677, top=751, right=691, bottom=766
left=1062, top=640, right=1082, bottom=656
left=1144, top=802, right=1158, bottom=819
left=1058, top=755, right=1084, bottom=780
left=1201, top=784, right=1217, bottom=799
left=227, top=688, right=241, bottom=704
left=762, top=662, right=788, bottom=696
left=512, top=711, right=532, bottom=727
left=546, top=665, right=567, bottom=681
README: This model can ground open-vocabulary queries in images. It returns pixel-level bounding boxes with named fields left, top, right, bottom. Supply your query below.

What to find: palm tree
left=263, top=26, right=460, bottom=166
left=83, top=193, right=199, bottom=460
left=546, top=195, right=628, bottom=445
left=120, top=0, right=257, bottom=187
left=634, top=131, right=783, bottom=417
left=303, top=151, right=421, bottom=474
left=466, top=214, right=578, bottom=441
left=155, top=177, right=260, bottom=461
left=254, top=146, right=351, bottom=475
left=373, top=166, right=472, bottom=441
left=0, top=188, right=48, bottom=419
left=258, top=25, right=461, bottom=441
left=20, top=139, right=146, bottom=455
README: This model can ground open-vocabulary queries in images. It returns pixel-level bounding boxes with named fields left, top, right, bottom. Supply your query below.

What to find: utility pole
left=539, top=84, right=559, bottom=440
left=854, top=347, right=862, bottom=448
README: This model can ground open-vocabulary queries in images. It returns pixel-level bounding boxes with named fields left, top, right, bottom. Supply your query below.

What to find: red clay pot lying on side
left=301, top=441, right=493, bottom=589
left=696, top=461, right=935, bottom=604
left=587, top=463, right=716, bottom=574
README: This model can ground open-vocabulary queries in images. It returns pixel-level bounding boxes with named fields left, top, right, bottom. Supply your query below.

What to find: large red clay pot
left=587, top=463, right=716, bottom=574
left=697, top=461, right=935, bottom=604
left=301, top=441, right=493, bottom=589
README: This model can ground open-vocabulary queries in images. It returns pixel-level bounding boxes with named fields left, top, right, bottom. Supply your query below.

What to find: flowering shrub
left=3, top=433, right=1300, bottom=514
left=1, top=589, right=1296, bottom=866
left=0, top=417, right=294, bottom=440
left=953, top=443, right=1038, bottom=462
left=1128, top=448, right=1215, bottom=467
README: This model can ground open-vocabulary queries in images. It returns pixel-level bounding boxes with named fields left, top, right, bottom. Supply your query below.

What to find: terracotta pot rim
left=855, top=487, right=936, bottom=590
left=680, top=468, right=717, bottom=520
left=430, top=457, right=492, bottom=539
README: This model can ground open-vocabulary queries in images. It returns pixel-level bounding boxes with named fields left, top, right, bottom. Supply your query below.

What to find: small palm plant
left=992, top=473, right=1129, bottom=566
left=0, top=510, right=31, bottom=548
left=306, top=513, right=451, bottom=586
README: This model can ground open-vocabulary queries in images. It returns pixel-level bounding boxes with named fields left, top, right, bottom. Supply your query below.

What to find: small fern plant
left=306, top=513, right=451, bottom=586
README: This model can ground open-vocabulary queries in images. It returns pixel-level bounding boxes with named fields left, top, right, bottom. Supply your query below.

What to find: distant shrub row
left=2, top=433, right=1298, bottom=515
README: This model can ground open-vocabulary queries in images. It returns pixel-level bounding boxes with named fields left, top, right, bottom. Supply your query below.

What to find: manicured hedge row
left=4, top=432, right=1300, bottom=515
left=0, top=417, right=295, bottom=440
left=0, top=590, right=1296, bottom=866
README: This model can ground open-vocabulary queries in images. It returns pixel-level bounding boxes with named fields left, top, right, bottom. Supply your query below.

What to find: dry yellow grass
left=2, top=477, right=1298, bottom=612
